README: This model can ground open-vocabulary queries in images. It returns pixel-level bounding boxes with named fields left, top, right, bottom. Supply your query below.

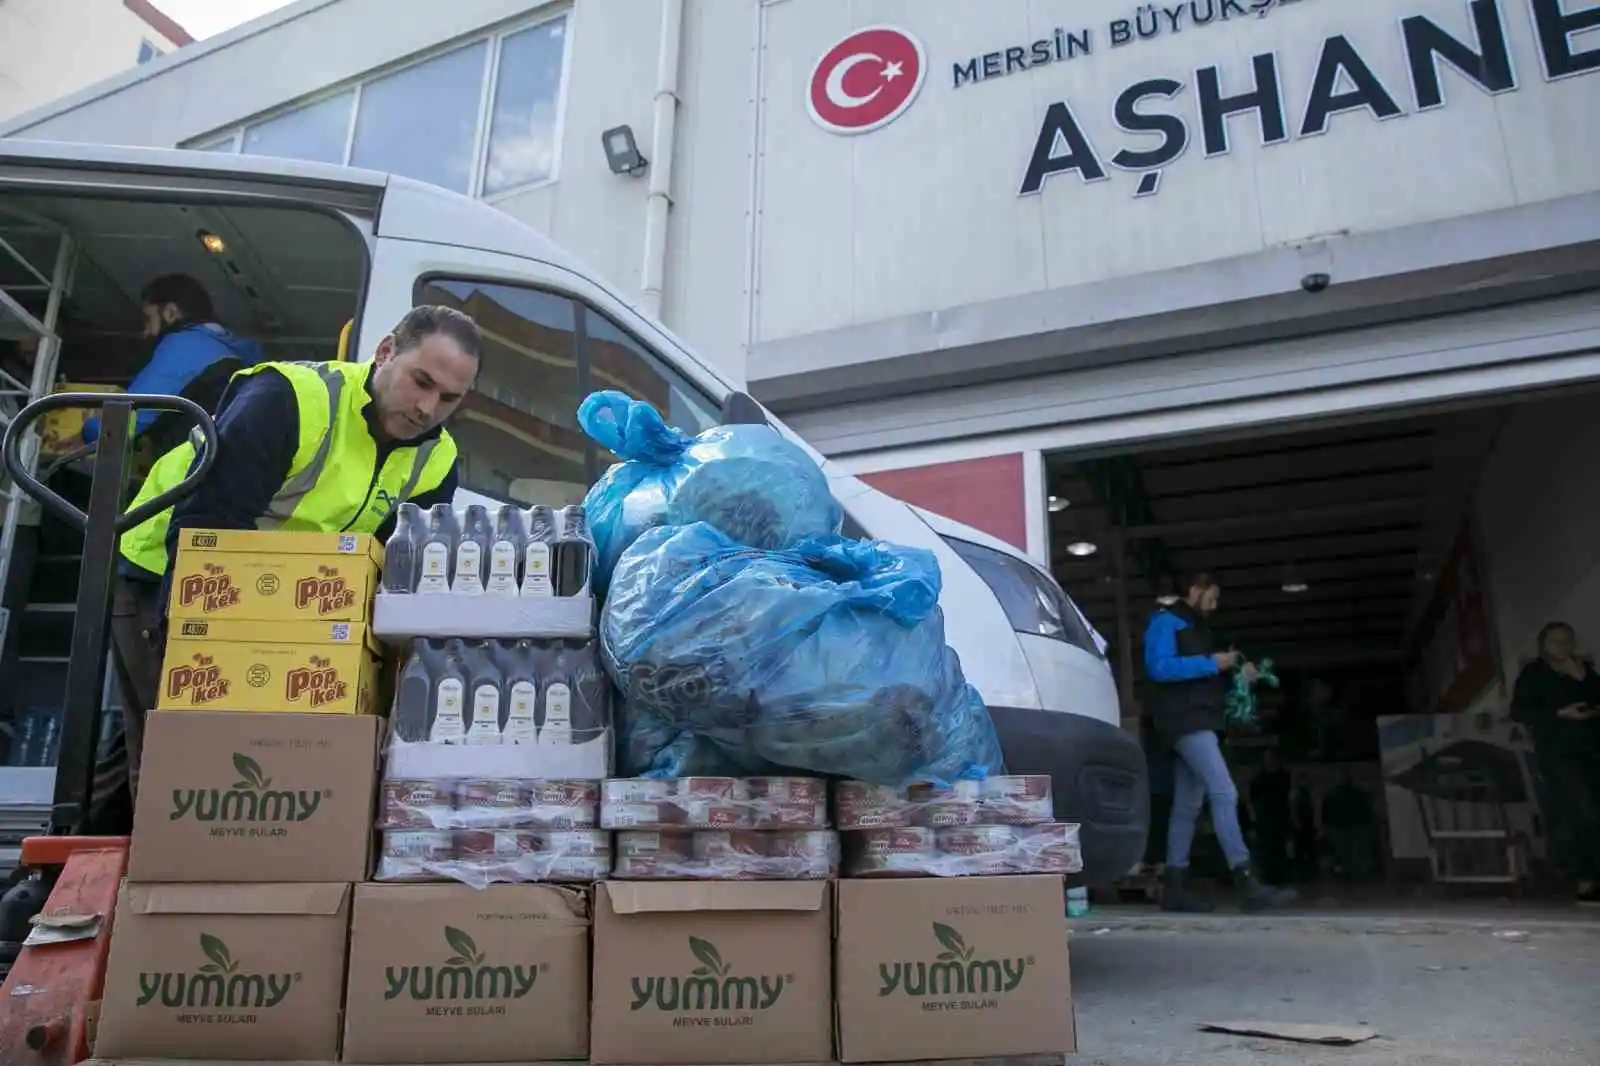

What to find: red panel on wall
left=860, top=454, right=1027, bottom=550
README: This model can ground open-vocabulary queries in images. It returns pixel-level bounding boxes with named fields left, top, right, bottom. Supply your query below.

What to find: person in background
left=1250, top=748, right=1294, bottom=885
left=1511, top=621, right=1600, bottom=905
left=62, top=274, right=261, bottom=454
left=79, top=306, right=479, bottom=836
left=1293, top=783, right=1319, bottom=881
left=1145, top=572, right=1295, bottom=913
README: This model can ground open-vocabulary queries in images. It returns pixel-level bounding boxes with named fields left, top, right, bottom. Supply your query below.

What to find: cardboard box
left=343, top=882, right=591, bottom=1063
left=590, top=881, right=832, bottom=1065
left=834, top=875, right=1074, bottom=1062
left=168, top=528, right=382, bottom=623
left=95, top=882, right=350, bottom=1062
left=129, top=711, right=378, bottom=883
left=158, top=618, right=382, bottom=714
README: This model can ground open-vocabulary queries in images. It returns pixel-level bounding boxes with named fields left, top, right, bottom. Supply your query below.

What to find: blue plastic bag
left=578, top=391, right=841, bottom=592
left=600, top=522, right=1004, bottom=786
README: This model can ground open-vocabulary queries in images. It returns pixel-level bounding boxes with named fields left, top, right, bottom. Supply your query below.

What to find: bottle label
left=466, top=683, right=502, bottom=745
left=418, top=542, right=450, bottom=594
left=453, top=542, right=484, bottom=595
left=431, top=678, right=465, bottom=744
left=487, top=541, right=519, bottom=596
left=506, top=680, right=537, bottom=744
left=541, top=683, right=572, bottom=746
left=522, top=543, right=553, bottom=598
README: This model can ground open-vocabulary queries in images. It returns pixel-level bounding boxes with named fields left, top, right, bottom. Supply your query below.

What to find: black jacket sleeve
left=164, top=369, right=299, bottom=570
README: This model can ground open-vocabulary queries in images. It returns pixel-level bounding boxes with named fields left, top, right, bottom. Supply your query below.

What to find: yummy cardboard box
left=168, top=528, right=382, bottom=623
left=834, top=874, right=1075, bottom=1062
left=590, top=881, right=832, bottom=1065
left=343, top=882, right=591, bottom=1063
left=95, top=881, right=350, bottom=1062
left=128, top=711, right=378, bottom=883
left=157, top=617, right=382, bottom=715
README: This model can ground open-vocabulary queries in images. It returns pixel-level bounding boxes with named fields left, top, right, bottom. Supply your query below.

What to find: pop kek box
left=167, top=528, right=383, bottom=623
left=157, top=617, right=383, bottom=715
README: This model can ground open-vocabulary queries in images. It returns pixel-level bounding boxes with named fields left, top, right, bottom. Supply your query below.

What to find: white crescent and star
left=823, top=53, right=907, bottom=110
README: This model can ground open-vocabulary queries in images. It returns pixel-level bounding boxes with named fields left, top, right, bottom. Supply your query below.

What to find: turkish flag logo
left=807, top=26, right=926, bottom=135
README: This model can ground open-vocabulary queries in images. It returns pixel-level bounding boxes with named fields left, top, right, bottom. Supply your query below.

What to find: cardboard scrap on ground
left=1201, top=1020, right=1379, bottom=1046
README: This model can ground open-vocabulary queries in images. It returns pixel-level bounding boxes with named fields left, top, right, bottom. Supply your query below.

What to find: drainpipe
left=639, top=0, right=684, bottom=318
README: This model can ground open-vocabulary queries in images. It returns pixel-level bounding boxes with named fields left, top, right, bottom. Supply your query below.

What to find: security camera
left=1301, top=272, right=1331, bottom=294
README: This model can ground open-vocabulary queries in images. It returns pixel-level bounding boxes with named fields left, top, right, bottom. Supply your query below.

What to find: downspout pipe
left=640, top=0, right=684, bottom=318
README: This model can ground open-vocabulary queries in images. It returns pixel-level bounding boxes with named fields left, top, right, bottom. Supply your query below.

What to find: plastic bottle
left=504, top=639, right=539, bottom=745
left=538, top=642, right=573, bottom=747
left=417, top=505, right=459, bottom=595
left=452, top=504, right=493, bottom=595
left=554, top=505, right=591, bottom=598
left=1067, top=886, right=1091, bottom=918
left=430, top=640, right=468, bottom=744
left=565, top=639, right=610, bottom=746
left=392, top=639, right=434, bottom=742
left=464, top=640, right=504, bottom=745
left=486, top=505, right=526, bottom=597
left=383, top=503, right=422, bottom=594
left=521, top=506, right=557, bottom=598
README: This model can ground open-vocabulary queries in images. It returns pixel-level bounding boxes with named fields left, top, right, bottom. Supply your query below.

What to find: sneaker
left=1232, top=864, right=1296, bottom=912
left=1160, top=867, right=1215, bottom=913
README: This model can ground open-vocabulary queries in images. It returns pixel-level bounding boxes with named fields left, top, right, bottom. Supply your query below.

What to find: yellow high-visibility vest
left=119, top=359, right=458, bottom=576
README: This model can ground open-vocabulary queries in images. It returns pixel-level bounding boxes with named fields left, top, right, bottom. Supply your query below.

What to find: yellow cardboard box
left=168, top=528, right=383, bottom=623
left=158, top=618, right=383, bottom=715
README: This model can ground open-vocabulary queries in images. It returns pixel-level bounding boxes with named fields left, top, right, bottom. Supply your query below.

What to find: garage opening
left=1047, top=385, right=1600, bottom=902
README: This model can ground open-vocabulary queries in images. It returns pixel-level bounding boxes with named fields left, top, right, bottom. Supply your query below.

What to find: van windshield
left=942, top=537, right=1102, bottom=657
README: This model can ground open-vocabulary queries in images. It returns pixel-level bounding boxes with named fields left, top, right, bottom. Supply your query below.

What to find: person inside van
left=1144, top=572, right=1295, bottom=913
left=79, top=306, right=479, bottom=836
left=62, top=274, right=262, bottom=455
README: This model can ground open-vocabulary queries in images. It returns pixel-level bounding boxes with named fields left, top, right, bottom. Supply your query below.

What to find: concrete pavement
left=1066, top=906, right=1600, bottom=1065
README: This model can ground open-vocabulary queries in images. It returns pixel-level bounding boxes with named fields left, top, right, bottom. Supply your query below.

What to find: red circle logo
left=807, top=26, right=926, bottom=135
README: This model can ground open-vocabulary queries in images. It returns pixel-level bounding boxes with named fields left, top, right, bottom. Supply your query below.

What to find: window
left=241, top=91, right=354, bottom=164
left=351, top=41, right=488, bottom=194
left=943, top=537, right=1103, bottom=657
left=189, top=13, right=569, bottom=198
left=137, top=40, right=160, bottom=65
left=483, top=19, right=566, bottom=195
left=417, top=276, right=718, bottom=504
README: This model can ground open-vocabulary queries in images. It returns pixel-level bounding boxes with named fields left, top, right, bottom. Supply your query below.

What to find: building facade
left=2, top=0, right=1597, bottom=562
left=0, top=0, right=189, bottom=123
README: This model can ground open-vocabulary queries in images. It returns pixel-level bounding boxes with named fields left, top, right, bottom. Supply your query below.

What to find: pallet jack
left=0, top=391, right=216, bottom=1064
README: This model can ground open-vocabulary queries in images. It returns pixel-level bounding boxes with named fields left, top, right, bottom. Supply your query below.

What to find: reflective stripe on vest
left=118, top=359, right=457, bottom=576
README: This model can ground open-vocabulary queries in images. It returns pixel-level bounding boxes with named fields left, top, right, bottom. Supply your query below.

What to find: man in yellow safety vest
left=84, top=305, right=481, bottom=834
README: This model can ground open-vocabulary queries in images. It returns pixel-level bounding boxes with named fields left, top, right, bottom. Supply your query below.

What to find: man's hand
left=1241, top=663, right=1261, bottom=683
left=1213, top=650, right=1241, bottom=671
left=1557, top=703, right=1593, bottom=721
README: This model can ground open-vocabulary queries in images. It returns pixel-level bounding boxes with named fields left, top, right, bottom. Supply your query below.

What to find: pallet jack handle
left=2, top=394, right=217, bottom=834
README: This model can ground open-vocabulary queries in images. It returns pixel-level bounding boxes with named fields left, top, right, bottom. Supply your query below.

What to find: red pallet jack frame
left=0, top=392, right=216, bottom=1064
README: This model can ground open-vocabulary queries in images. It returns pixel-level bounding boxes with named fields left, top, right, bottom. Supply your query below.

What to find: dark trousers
left=1536, top=745, right=1600, bottom=884
left=80, top=576, right=165, bottom=835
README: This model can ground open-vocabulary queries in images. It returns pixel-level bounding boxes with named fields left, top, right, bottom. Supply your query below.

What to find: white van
left=0, top=141, right=1147, bottom=882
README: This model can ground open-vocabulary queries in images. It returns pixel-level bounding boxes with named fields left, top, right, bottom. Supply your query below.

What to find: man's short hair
left=140, top=274, right=215, bottom=323
left=392, top=305, right=482, bottom=362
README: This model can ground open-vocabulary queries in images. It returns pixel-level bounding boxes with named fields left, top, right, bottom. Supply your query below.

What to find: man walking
left=82, top=305, right=481, bottom=834
left=1145, top=573, right=1295, bottom=912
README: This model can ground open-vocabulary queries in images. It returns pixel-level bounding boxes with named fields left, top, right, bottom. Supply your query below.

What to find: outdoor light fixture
left=1048, top=495, right=1069, bottom=512
left=602, top=125, right=649, bottom=176
left=1280, top=562, right=1309, bottom=594
left=196, top=229, right=227, bottom=255
left=1066, top=541, right=1098, bottom=558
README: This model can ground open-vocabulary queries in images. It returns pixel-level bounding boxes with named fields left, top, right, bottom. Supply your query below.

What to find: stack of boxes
left=92, top=527, right=1078, bottom=1066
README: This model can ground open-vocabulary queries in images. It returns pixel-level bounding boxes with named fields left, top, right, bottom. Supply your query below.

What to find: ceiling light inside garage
left=1066, top=541, right=1098, bottom=557
left=1048, top=495, right=1069, bottom=512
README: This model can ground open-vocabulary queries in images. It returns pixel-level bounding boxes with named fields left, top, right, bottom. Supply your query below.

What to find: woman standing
left=1512, top=622, right=1600, bottom=904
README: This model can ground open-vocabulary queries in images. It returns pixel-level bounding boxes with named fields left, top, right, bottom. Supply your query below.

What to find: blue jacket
left=1143, top=608, right=1221, bottom=682
left=82, top=323, right=262, bottom=443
